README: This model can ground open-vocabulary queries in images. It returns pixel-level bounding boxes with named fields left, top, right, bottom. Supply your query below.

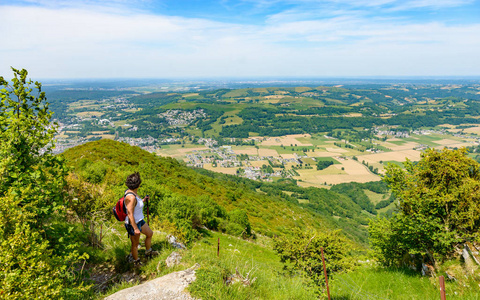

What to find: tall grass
left=184, top=231, right=317, bottom=299
left=92, top=221, right=480, bottom=300
left=331, top=265, right=480, bottom=300
left=95, top=224, right=316, bottom=299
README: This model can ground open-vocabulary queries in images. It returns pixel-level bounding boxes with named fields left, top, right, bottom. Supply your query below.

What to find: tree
left=0, top=68, right=89, bottom=298
left=0, top=68, right=66, bottom=223
left=227, top=208, right=251, bottom=237
left=369, top=148, right=480, bottom=267
left=316, top=160, right=333, bottom=170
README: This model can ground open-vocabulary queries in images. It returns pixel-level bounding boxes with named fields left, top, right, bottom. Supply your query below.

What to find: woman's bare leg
left=141, top=223, right=154, bottom=251
left=130, top=234, right=141, bottom=260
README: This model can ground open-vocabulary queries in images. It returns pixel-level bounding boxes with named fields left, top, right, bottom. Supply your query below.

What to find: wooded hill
left=47, top=83, right=480, bottom=142
left=121, top=85, right=480, bottom=139
left=62, top=139, right=391, bottom=245
left=62, top=139, right=327, bottom=240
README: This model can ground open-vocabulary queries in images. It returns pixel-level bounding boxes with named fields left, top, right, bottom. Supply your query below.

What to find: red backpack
left=113, top=192, right=135, bottom=221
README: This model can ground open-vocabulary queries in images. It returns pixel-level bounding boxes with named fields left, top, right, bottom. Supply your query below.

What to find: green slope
left=62, top=139, right=329, bottom=239
left=63, top=139, right=388, bottom=246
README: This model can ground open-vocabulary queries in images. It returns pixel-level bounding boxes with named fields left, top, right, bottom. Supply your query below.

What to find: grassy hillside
left=62, top=139, right=330, bottom=239
left=63, top=139, right=392, bottom=246
left=60, top=139, right=359, bottom=297
left=60, top=140, right=480, bottom=299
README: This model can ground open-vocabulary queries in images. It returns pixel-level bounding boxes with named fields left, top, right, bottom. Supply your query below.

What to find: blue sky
left=1, top=0, right=480, bottom=78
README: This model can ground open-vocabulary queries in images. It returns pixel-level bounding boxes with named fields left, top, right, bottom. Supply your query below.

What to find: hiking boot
left=133, top=259, right=143, bottom=267
left=126, top=253, right=134, bottom=263
left=145, top=248, right=158, bottom=259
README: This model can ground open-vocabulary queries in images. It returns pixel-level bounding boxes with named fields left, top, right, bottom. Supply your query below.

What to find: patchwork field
left=358, top=150, right=421, bottom=165
left=383, top=141, right=419, bottom=151
left=325, top=147, right=349, bottom=153
left=203, top=164, right=238, bottom=175
left=461, top=126, right=480, bottom=135
left=157, top=146, right=208, bottom=158
left=258, top=148, right=279, bottom=157
left=77, top=111, right=104, bottom=117
left=293, top=157, right=381, bottom=187
left=432, top=139, right=472, bottom=149
left=88, top=134, right=115, bottom=139
left=55, top=84, right=480, bottom=194
left=233, top=147, right=258, bottom=155
left=260, top=134, right=313, bottom=146
left=307, top=150, right=338, bottom=157
left=155, top=131, right=477, bottom=186
left=249, top=160, right=269, bottom=167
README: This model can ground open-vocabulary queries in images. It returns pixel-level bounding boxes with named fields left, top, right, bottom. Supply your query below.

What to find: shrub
left=370, top=148, right=480, bottom=266
left=82, top=161, right=108, bottom=184
left=228, top=209, right=251, bottom=237
left=155, top=193, right=227, bottom=243
left=273, top=229, right=356, bottom=296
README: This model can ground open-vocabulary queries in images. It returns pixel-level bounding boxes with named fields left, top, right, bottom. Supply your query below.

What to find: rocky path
left=104, top=266, right=198, bottom=300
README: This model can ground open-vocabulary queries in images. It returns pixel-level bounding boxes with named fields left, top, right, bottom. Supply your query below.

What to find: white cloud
left=386, top=0, right=475, bottom=11
left=243, top=0, right=475, bottom=10
left=1, top=3, right=479, bottom=78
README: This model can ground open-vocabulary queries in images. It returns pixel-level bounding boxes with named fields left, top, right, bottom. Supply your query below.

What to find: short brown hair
left=126, top=172, right=141, bottom=190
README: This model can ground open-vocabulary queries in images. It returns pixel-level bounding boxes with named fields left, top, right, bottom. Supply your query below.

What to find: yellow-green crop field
left=154, top=131, right=477, bottom=187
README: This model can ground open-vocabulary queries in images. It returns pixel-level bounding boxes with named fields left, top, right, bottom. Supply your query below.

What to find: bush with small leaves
left=273, top=229, right=356, bottom=296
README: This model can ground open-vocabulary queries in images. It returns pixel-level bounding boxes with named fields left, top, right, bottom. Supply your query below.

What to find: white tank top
left=125, top=192, right=144, bottom=225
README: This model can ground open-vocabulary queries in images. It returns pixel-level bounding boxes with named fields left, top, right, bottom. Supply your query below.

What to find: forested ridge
left=42, top=82, right=480, bottom=142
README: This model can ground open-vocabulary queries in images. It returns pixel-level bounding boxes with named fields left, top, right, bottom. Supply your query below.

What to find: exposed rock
left=445, top=271, right=456, bottom=281
left=104, top=266, right=198, bottom=300
left=465, top=242, right=480, bottom=265
left=167, top=235, right=186, bottom=249
left=166, top=251, right=183, bottom=268
left=462, top=247, right=476, bottom=274
left=421, top=263, right=435, bottom=277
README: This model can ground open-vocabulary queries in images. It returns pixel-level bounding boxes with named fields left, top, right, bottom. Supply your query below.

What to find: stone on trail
left=167, top=235, right=186, bottom=249
left=104, top=267, right=197, bottom=300
left=166, top=251, right=182, bottom=268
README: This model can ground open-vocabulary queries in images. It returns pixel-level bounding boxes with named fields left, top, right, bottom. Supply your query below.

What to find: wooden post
left=321, top=247, right=331, bottom=300
left=217, top=238, right=220, bottom=257
left=439, top=276, right=446, bottom=300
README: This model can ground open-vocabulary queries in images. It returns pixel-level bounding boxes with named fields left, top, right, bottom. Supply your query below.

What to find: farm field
left=152, top=131, right=477, bottom=186
left=203, top=163, right=238, bottom=175
left=156, top=145, right=209, bottom=158
left=363, top=190, right=388, bottom=204
left=260, top=134, right=314, bottom=146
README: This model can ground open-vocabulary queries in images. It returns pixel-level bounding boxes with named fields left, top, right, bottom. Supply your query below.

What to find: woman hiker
left=124, top=172, right=157, bottom=265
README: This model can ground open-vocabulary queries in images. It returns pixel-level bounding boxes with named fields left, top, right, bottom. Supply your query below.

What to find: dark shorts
left=125, top=219, right=146, bottom=237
